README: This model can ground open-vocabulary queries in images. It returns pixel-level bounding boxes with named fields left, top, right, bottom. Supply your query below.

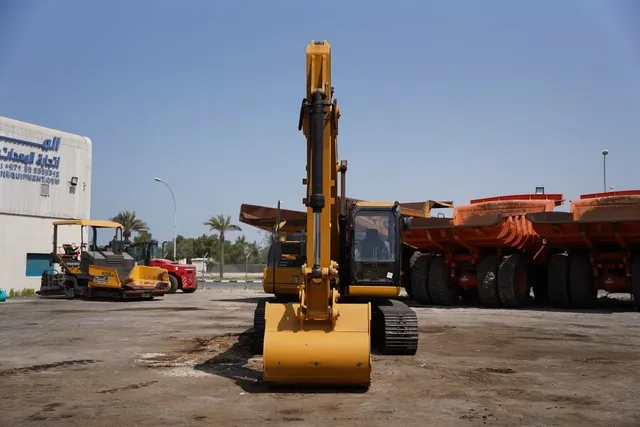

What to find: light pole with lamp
left=154, top=177, right=177, bottom=261
left=602, top=150, right=608, bottom=193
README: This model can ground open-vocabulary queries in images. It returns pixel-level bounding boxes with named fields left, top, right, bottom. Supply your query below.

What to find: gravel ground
left=1, top=286, right=639, bottom=427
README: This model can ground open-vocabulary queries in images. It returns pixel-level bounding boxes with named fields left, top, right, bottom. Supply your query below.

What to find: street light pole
left=154, top=177, right=177, bottom=261
left=602, top=150, right=608, bottom=193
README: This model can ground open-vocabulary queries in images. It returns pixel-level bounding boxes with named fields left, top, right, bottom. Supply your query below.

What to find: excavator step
left=372, top=299, right=419, bottom=355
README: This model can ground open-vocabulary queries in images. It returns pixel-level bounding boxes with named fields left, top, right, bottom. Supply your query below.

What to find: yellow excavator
left=254, top=40, right=419, bottom=387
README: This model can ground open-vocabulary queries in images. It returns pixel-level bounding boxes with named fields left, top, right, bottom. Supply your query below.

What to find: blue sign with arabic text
left=0, top=135, right=62, bottom=185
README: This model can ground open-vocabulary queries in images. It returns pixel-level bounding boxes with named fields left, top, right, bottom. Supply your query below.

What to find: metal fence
left=191, top=262, right=266, bottom=278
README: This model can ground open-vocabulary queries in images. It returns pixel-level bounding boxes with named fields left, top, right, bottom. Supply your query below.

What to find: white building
left=0, top=117, right=92, bottom=292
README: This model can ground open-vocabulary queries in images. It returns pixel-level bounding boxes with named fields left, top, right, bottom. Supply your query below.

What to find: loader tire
left=410, top=253, right=433, bottom=305
left=428, top=255, right=458, bottom=306
left=548, top=253, right=571, bottom=308
left=477, top=254, right=501, bottom=307
left=168, top=275, right=179, bottom=294
left=252, top=299, right=267, bottom=355
left=568, top=253, right=597, bottom=308
left=630, top=255, right=640, bottom=310
left=497, top=253, right=532, bottom=308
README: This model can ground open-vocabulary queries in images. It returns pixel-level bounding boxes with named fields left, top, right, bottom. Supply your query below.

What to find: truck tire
left=410, top=253, right=433, bottom=305
left=478, top=254, right=501, bottom=307
left=497, top=253, right=532, bottom=308
left=548, top=253, right=571, bottom=308
left=168, top=275, right=179, bottom=294
left=631, top=255, right=640, bottom=310
left=402, top=250, right=419, bottom=299
left=428, top=255, right=458, bottom=306
left=532, top=263, right=550, bottom=304
left=568, top=253, right=597, bottom=308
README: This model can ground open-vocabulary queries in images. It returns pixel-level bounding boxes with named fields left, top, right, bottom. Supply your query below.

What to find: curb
left=200, top=279, right=261, bottom=284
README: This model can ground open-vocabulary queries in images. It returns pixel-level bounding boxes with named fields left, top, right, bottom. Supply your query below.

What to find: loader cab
left=341, top=202, right=406, bottom=291
left=125, top=240, right=159, bottom=265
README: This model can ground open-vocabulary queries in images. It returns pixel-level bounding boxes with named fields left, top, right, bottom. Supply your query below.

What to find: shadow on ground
left=192, top=328, right=369, bottom=394
left=216, top=294, right=639, bottom=314
left=401, top=295, right=639, bottom=314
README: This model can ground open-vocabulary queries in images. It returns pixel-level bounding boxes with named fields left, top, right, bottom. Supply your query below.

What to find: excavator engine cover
left=263, top=300, right=372, bottom=387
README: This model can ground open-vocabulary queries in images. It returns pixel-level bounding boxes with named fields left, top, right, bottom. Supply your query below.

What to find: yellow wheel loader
left=252, top=41, right=419, bottom=388
left=37, top=219, right=170, bottom=300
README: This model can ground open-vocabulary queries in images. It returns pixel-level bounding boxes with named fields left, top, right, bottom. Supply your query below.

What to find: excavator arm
left=261, top=40, right=372, bottom=387
left=299, top=40, right=339, bottom=322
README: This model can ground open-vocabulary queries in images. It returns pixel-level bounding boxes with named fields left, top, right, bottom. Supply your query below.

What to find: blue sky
left=2, top=0, right=639, bottom=245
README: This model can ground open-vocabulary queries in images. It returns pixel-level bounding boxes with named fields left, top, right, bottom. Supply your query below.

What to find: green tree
left=133, top=231, right=153, bottom=243
left=110, top=210, right=149, bottom=242
left=203, top=214, right=242, bottom=278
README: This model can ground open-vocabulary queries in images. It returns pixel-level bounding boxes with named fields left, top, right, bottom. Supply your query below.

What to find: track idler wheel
left=497, top=253, right=533, bottom=308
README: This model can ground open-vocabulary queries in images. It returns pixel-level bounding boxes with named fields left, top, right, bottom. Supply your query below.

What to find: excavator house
left=250, top=40, right=419, bottom=388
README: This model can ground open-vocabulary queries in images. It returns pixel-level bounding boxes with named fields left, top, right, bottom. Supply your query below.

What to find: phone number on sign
left=1, top=162, right=61, bottom=177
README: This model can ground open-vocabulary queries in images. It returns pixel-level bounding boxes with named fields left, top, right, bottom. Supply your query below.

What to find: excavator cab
left=340, top=202, right=407, bottom=296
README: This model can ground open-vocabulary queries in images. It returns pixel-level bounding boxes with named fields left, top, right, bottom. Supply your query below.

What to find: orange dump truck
left=404, top=193, right=564, bottom=308
left=526, top=190, right=640, bottom=309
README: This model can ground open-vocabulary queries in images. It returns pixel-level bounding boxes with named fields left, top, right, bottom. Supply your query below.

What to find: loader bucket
left=125, top=265, right=170, bottom=293
left=262, top=301, right=372, bottom=387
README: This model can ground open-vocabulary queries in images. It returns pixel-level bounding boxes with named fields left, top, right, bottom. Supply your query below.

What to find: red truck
left=125, top=240, right=198, bottom=293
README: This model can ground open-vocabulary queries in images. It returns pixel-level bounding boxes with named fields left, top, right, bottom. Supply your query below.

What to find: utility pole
left=602, top=150, right=608, bottom=193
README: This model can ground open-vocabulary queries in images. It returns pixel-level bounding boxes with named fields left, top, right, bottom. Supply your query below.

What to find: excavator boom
left=261, top=41, right=372, bottom=387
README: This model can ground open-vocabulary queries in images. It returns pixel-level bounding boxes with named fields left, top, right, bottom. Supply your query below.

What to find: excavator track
left=371, top=299, right=419, bottom=355
left=252, top=298, right=268, bottom=355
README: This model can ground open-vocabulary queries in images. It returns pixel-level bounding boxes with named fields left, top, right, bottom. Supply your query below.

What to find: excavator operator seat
left=358, top=228, right=390, bottom=260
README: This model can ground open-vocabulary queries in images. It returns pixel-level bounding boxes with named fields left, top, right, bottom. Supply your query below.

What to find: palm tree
left=203, top=214, right=242, bottom=278
left=110, top=210, right=149, bottom=242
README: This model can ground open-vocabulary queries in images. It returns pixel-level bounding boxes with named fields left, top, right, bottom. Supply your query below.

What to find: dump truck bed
left=239, top=199, right=454, bottom=234
left=526, top=190, right=640, bottom=249
left=404, top=194, right=564, bottom=254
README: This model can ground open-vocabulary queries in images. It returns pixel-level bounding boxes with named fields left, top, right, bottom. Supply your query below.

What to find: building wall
left=0, top=117, right=92, bottom=292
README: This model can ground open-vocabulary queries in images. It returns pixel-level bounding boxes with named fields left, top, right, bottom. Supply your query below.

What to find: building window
left=25, top=253, right=53, bottom=277
left=40, top=183, right=50, bottom=197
